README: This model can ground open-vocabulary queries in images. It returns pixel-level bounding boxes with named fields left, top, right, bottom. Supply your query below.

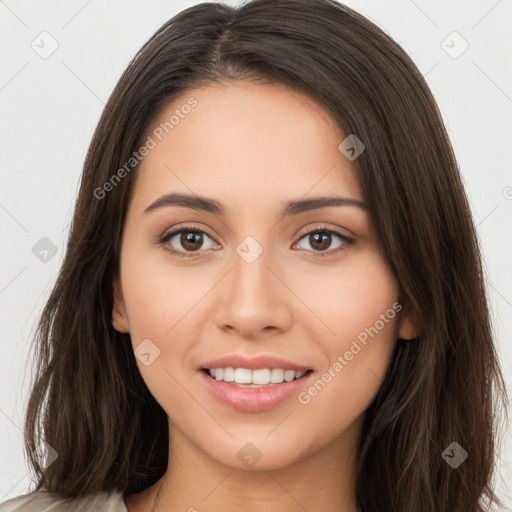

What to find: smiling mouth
left=201, top=367, right=314, bottom=387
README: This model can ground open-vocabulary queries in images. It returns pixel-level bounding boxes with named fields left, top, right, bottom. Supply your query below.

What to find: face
left=112, top=80, right=417, bottom=472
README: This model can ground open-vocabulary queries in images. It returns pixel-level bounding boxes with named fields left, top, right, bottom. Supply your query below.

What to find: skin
left=113, top=80, right=419, bottom=512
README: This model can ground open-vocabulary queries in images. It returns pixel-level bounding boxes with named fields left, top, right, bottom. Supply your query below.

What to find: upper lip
left=200, top=354, right=312, bottom=372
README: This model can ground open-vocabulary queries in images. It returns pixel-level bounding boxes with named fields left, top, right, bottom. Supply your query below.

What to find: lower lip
left=199, top=370, right=314, bottom=413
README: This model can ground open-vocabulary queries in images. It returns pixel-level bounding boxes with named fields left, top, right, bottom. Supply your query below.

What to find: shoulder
left=0, top=490, right=127, bottom=512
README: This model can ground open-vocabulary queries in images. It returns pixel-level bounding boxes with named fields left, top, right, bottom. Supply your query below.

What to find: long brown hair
left=21, top=1, right=508, bottom=510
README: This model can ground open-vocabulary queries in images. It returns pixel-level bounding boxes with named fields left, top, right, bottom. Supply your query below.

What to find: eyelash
left=157, top=224, right=354, bottom=259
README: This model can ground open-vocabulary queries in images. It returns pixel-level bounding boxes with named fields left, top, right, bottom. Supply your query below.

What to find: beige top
left=0, top=490, right=128, bottom=512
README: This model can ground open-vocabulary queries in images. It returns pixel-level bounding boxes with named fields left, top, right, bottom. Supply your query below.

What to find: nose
left=213, top=246, right=293, bottom=340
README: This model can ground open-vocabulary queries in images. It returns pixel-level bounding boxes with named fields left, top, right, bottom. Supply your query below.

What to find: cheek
left=119, top=244, right=197, bottom=395
left=296, top=246, right=399, bottom=344
left=120, top=234, right=202, bottom=340
left=294, top=249, right=400, bottom=414
left=121, top=269, right=199, bottom=421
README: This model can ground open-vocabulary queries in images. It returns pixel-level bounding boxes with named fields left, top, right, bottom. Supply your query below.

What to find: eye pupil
left=181, top=231, right=203, bottom=251
left=310, top=232, right=331, bottom=251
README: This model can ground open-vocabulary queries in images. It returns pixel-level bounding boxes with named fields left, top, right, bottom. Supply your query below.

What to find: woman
left=0, top=0, right=508, bottom=511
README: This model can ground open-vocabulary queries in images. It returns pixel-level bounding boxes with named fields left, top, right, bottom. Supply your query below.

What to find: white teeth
left=234, top=368, right=252, bottom=384
left=206, top=367, right=309, bottom=385
left=252, top=369, right=271, bottom=385
left=223, top=367, right=235, bottom=382
left=270, top=368, right=284, bottom=383
left=283, top=370, right=296, bottom=382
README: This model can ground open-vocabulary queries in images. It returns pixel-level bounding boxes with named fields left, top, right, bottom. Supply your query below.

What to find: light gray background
left=1, top=0, right=511, bottom=507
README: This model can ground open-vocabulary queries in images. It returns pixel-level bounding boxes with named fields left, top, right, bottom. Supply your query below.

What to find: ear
left=112, top=274, right=130, bottom=333
left=397, top=300, right=421, bottom=340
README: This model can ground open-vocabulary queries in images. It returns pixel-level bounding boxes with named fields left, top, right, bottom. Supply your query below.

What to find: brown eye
left=307, top=232, right=332, bottom=251
left=179, top=231, right=204, bottom=252
left=295, top=227, right=354, bottom=256
left=159, top=225, right=218, bottom=257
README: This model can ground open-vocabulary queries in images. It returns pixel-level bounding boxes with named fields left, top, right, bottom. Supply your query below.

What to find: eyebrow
left=143, top=192, right=367, bottom=218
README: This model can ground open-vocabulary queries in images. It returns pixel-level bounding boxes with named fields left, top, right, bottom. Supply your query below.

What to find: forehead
left=131, top=80, right=362, bottom=210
